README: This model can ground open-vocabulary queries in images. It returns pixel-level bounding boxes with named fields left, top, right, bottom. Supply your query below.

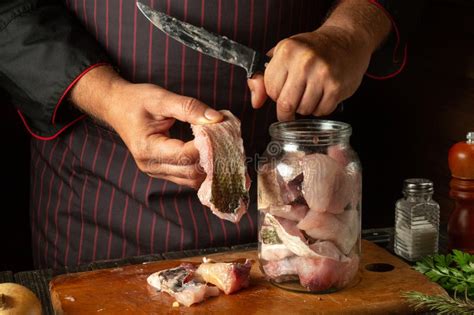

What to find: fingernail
left=204, top=108, right=222, bottom=121
left=250, top=90, right=256, bottom=106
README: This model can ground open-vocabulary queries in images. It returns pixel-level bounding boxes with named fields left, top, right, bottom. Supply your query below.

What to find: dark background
left=1, top=0, right=473, bottom=272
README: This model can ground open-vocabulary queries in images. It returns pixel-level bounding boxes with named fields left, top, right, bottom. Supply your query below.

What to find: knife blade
left=136, top=1, right=270, bottom=78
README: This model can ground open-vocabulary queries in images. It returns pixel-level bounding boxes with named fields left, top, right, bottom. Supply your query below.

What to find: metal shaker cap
left=467, top=132, right=474, bottom=144
left=403, top=178, right=434, bottom=193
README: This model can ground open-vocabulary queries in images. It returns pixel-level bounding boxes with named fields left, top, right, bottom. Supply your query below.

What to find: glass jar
left=257, top=120, right=362, bottom=293
left=394, top=178, right=440, bottom=262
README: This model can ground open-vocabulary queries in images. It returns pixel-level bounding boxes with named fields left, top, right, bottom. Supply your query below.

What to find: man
left=0, top=0, right=405, bottom=268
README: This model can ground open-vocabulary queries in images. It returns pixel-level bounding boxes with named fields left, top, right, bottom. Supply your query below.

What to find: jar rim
left=269, top=119, right=352, bottom=145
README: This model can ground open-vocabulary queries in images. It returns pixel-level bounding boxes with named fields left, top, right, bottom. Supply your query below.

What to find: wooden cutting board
left=49, top=240, right=445, bottom=314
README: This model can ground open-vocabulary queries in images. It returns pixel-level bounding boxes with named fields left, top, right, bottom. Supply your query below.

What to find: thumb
left=162, top=93, right=224, bottom=125
left=248, top=74, right=268, bottom=109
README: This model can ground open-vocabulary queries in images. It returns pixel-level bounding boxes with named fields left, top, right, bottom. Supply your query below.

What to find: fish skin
left=192, top=110, right=250, bottom=223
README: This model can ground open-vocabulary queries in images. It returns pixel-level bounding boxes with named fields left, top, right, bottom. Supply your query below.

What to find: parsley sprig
left=413, top=250, right=474, bottom=298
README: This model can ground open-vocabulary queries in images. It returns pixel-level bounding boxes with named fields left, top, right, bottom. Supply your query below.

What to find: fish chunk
left=264, top=214, right=315, bottom=257
left=173, top=283, right=220, bottom=307
left=347, top=162, right=362, bottom=211
left=276, top=151, right=305, bottom=182
left=309, top=241, right=349, bottom=261
left=279, top=173, right=304, bottom=204
left=192, top=110, right=250, bottom=223
left=258, top=163, right=285, bottom=209
left=260, top=243, right=294, bottom=261
left=262, top=257, right=298, bottom=280
left=147, top=263, right=219, bottom=307
left=302, top=153, right=352, bottom=214
left=265, top=214, right=349, bottom=259
left=195, top=259, right=253, bottom=295
left=263, top=250, right=359, bottom=291
left=297, top=210, right=359, bottom=255
left=258, top=164, right=303, bottom=209
left=147, top=263, right=196, bottom=292
left=260, top=204, right=309, bottom=222
left=294, top=253, right=360, bottom=291
left=327, top=143, right=351, bottom=166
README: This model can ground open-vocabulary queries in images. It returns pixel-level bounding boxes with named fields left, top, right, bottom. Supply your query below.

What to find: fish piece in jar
left=301, top=153, right=353, bottom=214
left=297, top=210, right=359, bottom=255
left=260, top=243, right=294, bottom=261
left=294, top=253, right=360, bottom=291
left=260, top=204, right=309, bottom=222
left=261, top=257, right=298, bottom=281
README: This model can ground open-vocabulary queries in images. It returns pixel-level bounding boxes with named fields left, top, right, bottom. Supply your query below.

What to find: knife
left=136, top=1, right=270, bottom=78
left=136, top=1, right=344, bottom=114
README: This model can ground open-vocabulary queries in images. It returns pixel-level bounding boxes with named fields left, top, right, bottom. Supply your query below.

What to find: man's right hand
left=70, top=65, right=223, bottom=189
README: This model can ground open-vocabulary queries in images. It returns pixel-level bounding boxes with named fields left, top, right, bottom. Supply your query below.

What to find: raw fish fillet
left=192, top=110, right=250, bottom=223
left=195, top=259, right=253, bottom=295
left=297, top=210, right=359, bottom=254
left=302, top=153, right=352, bottom=214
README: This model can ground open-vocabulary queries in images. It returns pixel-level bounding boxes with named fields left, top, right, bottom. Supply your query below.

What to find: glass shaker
left=394, top=179, right=440, bottom=262
left=257, top=120, right=362, bottom=293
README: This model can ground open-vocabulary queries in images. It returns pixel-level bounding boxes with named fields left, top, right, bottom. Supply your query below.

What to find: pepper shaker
left=447, top=132, right=474, bottom=253
left=394, top=178, right=440, bottom=262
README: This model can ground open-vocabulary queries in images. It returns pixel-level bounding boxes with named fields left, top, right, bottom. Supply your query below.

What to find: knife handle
left=248, top=54, right=271, bottom=78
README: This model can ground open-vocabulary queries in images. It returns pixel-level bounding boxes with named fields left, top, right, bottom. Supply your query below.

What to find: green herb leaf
left=413, top=250, right=474, bottom=298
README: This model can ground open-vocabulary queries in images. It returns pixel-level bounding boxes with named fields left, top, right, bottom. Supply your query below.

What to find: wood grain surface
left=49, top=240, right=445, bottom=314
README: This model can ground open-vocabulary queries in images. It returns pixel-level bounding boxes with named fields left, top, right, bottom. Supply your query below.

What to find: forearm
left=321, top=0, right=392, bottom=53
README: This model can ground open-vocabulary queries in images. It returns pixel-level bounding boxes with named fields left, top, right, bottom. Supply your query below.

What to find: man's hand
left=70, top=66, right=223, bottom=189
left=247, top=0, right=391, bottom=121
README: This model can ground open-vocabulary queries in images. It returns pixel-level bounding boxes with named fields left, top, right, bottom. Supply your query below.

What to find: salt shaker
left=394, top=178, right=440, bottom=262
